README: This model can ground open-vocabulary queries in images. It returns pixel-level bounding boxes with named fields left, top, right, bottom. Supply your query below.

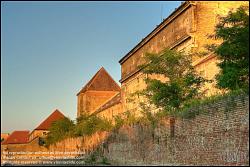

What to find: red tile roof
left=77, top=67, right=120, bottom=96
left=35, top=109, right=65, bottom=130
left=1, top=131, right=29, bottom=145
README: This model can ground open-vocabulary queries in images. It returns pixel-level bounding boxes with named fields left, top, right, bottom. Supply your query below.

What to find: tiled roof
left=35, top=109, right=65, bottom=130
left=1, top=131, right=29, bottom=145
left=77, top=67, right=120, bottom=96
left=94, top=92, right=121, bottom=114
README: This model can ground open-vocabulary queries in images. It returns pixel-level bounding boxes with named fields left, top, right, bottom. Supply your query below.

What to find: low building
left=29, top=109, right=65, bottom=141
left=1, top=131, right=29, bottom=145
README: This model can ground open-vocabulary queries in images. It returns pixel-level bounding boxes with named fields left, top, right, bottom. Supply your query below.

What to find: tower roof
left=77, top=67, right=120, bottom=96
left=1, top=131, right=29, bottom=145
left=35, top=109, right=65, bottom=130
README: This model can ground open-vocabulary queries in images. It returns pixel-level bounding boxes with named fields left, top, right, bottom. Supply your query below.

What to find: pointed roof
left=77, top=67, right=121, bottom=96
left=35, top=109, right=65, bottom=130
left=1, top=131, right=29, bottom=145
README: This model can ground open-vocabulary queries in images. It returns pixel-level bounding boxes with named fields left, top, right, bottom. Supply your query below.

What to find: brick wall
left=2, top=94, right=249, bottom=165
left=99, top=94, right=249, bottom=165
left=1, top=131, right=109, bottom=165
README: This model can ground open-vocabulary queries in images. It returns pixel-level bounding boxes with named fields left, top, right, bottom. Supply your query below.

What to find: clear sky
left=1, top=1, right=182, bottom=133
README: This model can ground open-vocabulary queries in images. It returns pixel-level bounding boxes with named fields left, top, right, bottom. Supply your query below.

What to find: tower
left=77, top=67, right=121, bottom=117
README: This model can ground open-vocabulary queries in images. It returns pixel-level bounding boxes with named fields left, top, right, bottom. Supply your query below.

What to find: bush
left=44, top=113, right=114, bottom=146
left=74, top=115, right=113, bottom=137
left=45, top=117, right=75, bottom=147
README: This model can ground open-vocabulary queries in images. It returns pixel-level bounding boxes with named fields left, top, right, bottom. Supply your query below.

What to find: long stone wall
left=99, top=94, right=249, bottom=166
left=1, top=131, right=109, bottom=165
left=2, top=94, right=249, bottom=165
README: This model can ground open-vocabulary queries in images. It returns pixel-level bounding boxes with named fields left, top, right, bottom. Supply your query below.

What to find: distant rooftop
left=35, top=109, right=65, bottom=130
left=1, top=131, right=29, bottom=145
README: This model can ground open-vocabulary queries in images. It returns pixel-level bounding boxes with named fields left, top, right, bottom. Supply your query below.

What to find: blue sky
left=1, top=1, right=182, bottom=133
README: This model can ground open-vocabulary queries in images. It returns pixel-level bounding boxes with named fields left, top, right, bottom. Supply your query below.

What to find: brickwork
left=1, top=96, right=248, bottom=165
left=1, top=131, right=109, bottom=165
left=1, top=1, right=249, bottom=166
left=100, top=94, right=249, bottom=166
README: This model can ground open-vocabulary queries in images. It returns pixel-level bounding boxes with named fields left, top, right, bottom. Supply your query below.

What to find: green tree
left=74, top=114, right=113, bottom=137
left=212, top=6, right=249, bottom=91
left=44, top=112, right=114, bottom=146
left=45, top=117, right=75, bottom=146
left=138, top=48, right=207, bottom=114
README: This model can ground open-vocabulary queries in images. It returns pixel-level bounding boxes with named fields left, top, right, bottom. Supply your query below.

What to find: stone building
left=93, top=92, right=123, bottom=123
left=118, top=1, right=248, bottom=115
left=28, top=109, right=65, bottom=141
left=77, top=67, right=121, bottom=117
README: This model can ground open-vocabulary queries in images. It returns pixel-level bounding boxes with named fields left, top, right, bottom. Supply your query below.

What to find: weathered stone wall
left=120, top=2, right=194, bottom=79
left=2, top=94, right=249, bottom=165
left=120, top=1, right=248, bottom=113
left=77, top=90, right=118, bottom=116
left=1, top=131, right=110, bottom=165
left=29, top=130, right=48, bottom=142
left=100, top=94, right=249, bottom=166
left=97, top=103, right=123, bottom=123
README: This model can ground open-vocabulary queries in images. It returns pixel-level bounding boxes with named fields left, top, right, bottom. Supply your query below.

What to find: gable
left=77, top=67, right=120, bottom=95
left=35, top=109, right=65, bottom=130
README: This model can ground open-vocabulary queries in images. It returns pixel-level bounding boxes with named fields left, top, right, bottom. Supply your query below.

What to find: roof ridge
left=85, top=67, right=106, bottom=91
left=12, top=130, right=29, bottom=132
left=34, top=109, right=65, bottom=130
left=76, top=67, right=120, bottom=95
left=101, top=67, right=121, bottom=89
left=1, top=131, right=30, bottom=145
left=76, top=67, right=104, bottom=95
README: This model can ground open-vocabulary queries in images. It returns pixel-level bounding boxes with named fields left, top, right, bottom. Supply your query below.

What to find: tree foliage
left=44, top=113, right=113, bottom=146
left=74, top=114, right=113, bottom=137
left=212, top=6, right=249, bottom=91
left=138, top=48, right=207, bottom=113
left=45, top=117, right=75, bottom=147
